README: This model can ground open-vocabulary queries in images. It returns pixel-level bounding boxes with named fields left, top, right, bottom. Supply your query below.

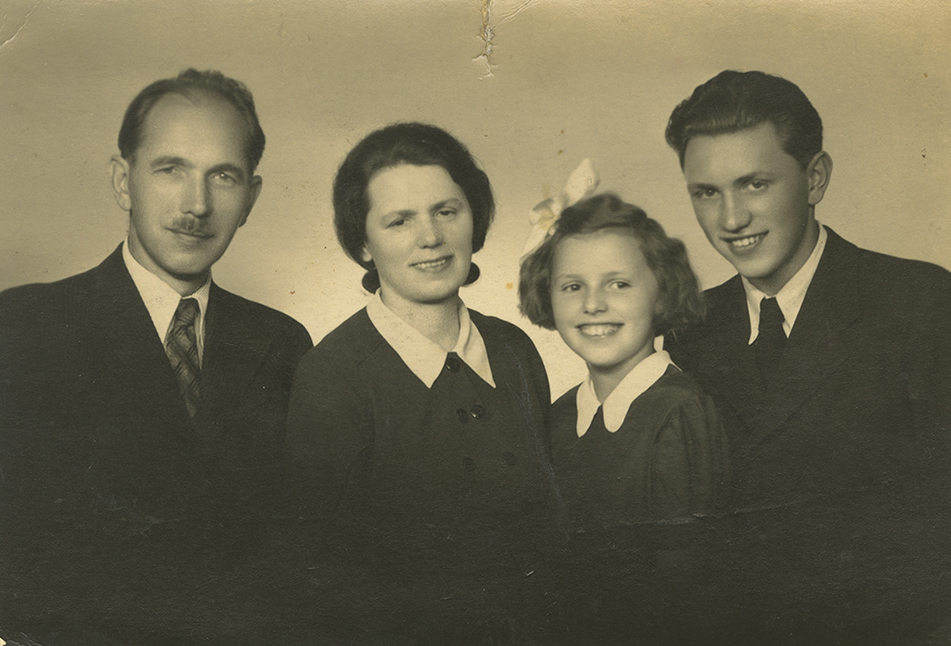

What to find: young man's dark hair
left=665, top=69, right=823, bottom=170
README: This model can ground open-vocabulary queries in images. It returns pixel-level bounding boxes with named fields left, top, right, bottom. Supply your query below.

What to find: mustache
left=168, top=217, right=211, bottom=236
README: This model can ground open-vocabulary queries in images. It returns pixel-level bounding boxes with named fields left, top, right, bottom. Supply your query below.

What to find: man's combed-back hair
left=666, top=70, right=823, bottom=170
left=118, top=68, right=266, bottom=171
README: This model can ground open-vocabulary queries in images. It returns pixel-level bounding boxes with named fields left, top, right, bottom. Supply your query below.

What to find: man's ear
left=239, top=175, right=263, bottom=227
left=110, top=155, right=132, bottom=212
left=360, top=244, right=372, bottom=264
left=806, top=151, right=833, bottom=207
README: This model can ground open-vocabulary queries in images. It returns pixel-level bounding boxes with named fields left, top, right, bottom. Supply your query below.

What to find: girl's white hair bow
left=521, top=158, right=600, bottom=258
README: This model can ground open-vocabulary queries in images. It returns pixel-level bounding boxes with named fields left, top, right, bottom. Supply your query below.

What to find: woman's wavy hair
left=332, top=122, right=494, bottom=292
left=519, top=193, right=705, bottom=339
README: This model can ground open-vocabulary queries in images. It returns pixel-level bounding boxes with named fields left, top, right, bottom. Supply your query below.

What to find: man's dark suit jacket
left=666, top=228, right=951, bottom=644
left=0, top=245, right=312, bottom=645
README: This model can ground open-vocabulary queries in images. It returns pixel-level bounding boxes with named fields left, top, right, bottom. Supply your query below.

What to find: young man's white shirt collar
left=122, top=239, right=210, bottom=364
left=575, top=350, right=674, bottom=438
left=743, top=222, right=828, bottom=345
left=366, top=291, right=496, bottom=389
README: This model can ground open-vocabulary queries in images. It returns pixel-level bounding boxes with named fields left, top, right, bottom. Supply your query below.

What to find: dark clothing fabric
left=0, top=246, right=313, bottom=645
left=550, top=365, right=728, bottom=527
left=547, top=365, right=729, bottom=645
left=285, top=307, right=567, bottom=645
left=665, top=228, right=951, bottom=644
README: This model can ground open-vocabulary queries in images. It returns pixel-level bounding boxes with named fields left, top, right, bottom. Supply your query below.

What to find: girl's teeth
left=580, top=324, right=619, bottom=337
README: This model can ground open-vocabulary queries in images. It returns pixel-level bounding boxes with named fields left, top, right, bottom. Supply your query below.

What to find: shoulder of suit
left=702, top=274, right=743, bottom=303
left=211, top=284, right=311, bottom=343
left=665, top=276, right=741, bottom=346
left=853, top=245, right=951, bottom=287
left=825, top=234, right=951, bottom=306
left=0, top=261, right=109, bottom=325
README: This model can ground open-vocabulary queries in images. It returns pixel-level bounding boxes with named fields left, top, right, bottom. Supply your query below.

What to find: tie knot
left=174, top=298, right=200, bottom=328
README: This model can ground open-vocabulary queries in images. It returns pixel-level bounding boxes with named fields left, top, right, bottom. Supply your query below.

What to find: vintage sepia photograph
left=1, top=1, right=949, bottom=644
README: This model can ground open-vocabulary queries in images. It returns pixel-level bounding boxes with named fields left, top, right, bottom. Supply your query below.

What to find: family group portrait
left=1, top=1, right=949, bottom=645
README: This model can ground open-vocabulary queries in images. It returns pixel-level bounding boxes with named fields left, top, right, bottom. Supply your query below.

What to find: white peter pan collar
left=575, top=351, right=674, bottom=437
left=366, top=291, right=496, bottom=389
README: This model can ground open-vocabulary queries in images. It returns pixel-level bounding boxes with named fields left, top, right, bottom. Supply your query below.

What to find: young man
left=664, top=70, right=951, bottom=643
left=0, top=70, right=312, bottom=644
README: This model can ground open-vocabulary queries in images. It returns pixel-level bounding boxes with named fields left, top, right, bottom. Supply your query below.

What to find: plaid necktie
left=755, top=296, right=787, bottom=376
left=166, top=298, right=201, bottom=417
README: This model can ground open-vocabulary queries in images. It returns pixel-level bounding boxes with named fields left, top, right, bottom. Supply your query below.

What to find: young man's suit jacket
left=0, top=245, right=312, bottom=644
left=666, top=227, right=951, bottom=644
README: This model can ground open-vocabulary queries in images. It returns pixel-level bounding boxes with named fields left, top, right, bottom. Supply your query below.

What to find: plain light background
left=1, top=0, right=948, bottom=397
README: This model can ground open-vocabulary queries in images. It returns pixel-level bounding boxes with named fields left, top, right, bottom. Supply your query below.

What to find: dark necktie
left=755, top=297, right=786, bottom=376
left=166, top=298, right=201, bottom=417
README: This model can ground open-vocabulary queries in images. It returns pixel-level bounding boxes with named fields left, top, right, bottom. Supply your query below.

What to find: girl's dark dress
left=549, top=354, right=729, bottom=644
left=286, top=304, right=566, bottom=644
left=550, top=359, right=728, bottom=528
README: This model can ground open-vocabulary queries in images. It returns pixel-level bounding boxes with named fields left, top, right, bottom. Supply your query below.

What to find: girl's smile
left=550, top=229, right=660, bottom=400
left=577, top=323, right=623, bottom=337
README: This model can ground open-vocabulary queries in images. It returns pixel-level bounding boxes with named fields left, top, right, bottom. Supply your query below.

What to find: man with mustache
left=664, top=70, right=951, bottom=643
left=0, top=69, right=312, bottom=644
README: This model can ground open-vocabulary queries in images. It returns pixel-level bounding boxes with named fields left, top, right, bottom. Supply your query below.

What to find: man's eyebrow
left=209, top=162, right=248, bottom=179
left=148, top=156, right=249, bottom=180
left=148, top=155, right=191, bottom=168
left=734, top=172, right=766, bottom=186
left=687, top=172, right=775, bottom=192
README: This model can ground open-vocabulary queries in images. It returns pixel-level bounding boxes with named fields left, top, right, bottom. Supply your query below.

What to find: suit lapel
left=748, top=229, right=862, bottom=441
left=198, top=285, right=271, bottom=427
left=89, top=247, right=193, bottom=432
left=701, top=277, right=765, bottom=432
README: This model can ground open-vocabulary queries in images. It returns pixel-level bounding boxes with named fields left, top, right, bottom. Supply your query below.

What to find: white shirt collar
left=122, top=239, right=210, bottom=363
left=575, top=351, right=674, bottom=438
left=365, top=291, right=496, bottom=389
left=743, top=222, right=828, bottom=344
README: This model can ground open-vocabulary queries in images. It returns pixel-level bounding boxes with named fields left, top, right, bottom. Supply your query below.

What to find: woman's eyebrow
left=430, top=198, right=465, bottom=211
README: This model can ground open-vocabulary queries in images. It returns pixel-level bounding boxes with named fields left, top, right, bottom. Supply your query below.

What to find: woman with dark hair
left=287, top=123, right=565, bottom=644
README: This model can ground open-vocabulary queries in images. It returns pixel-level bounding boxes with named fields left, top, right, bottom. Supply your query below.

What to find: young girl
left=520, top=192, right=728, bottom=529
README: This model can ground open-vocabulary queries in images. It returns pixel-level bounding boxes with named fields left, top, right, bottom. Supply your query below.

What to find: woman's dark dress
left=285, top=307, right=566, bottom=644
